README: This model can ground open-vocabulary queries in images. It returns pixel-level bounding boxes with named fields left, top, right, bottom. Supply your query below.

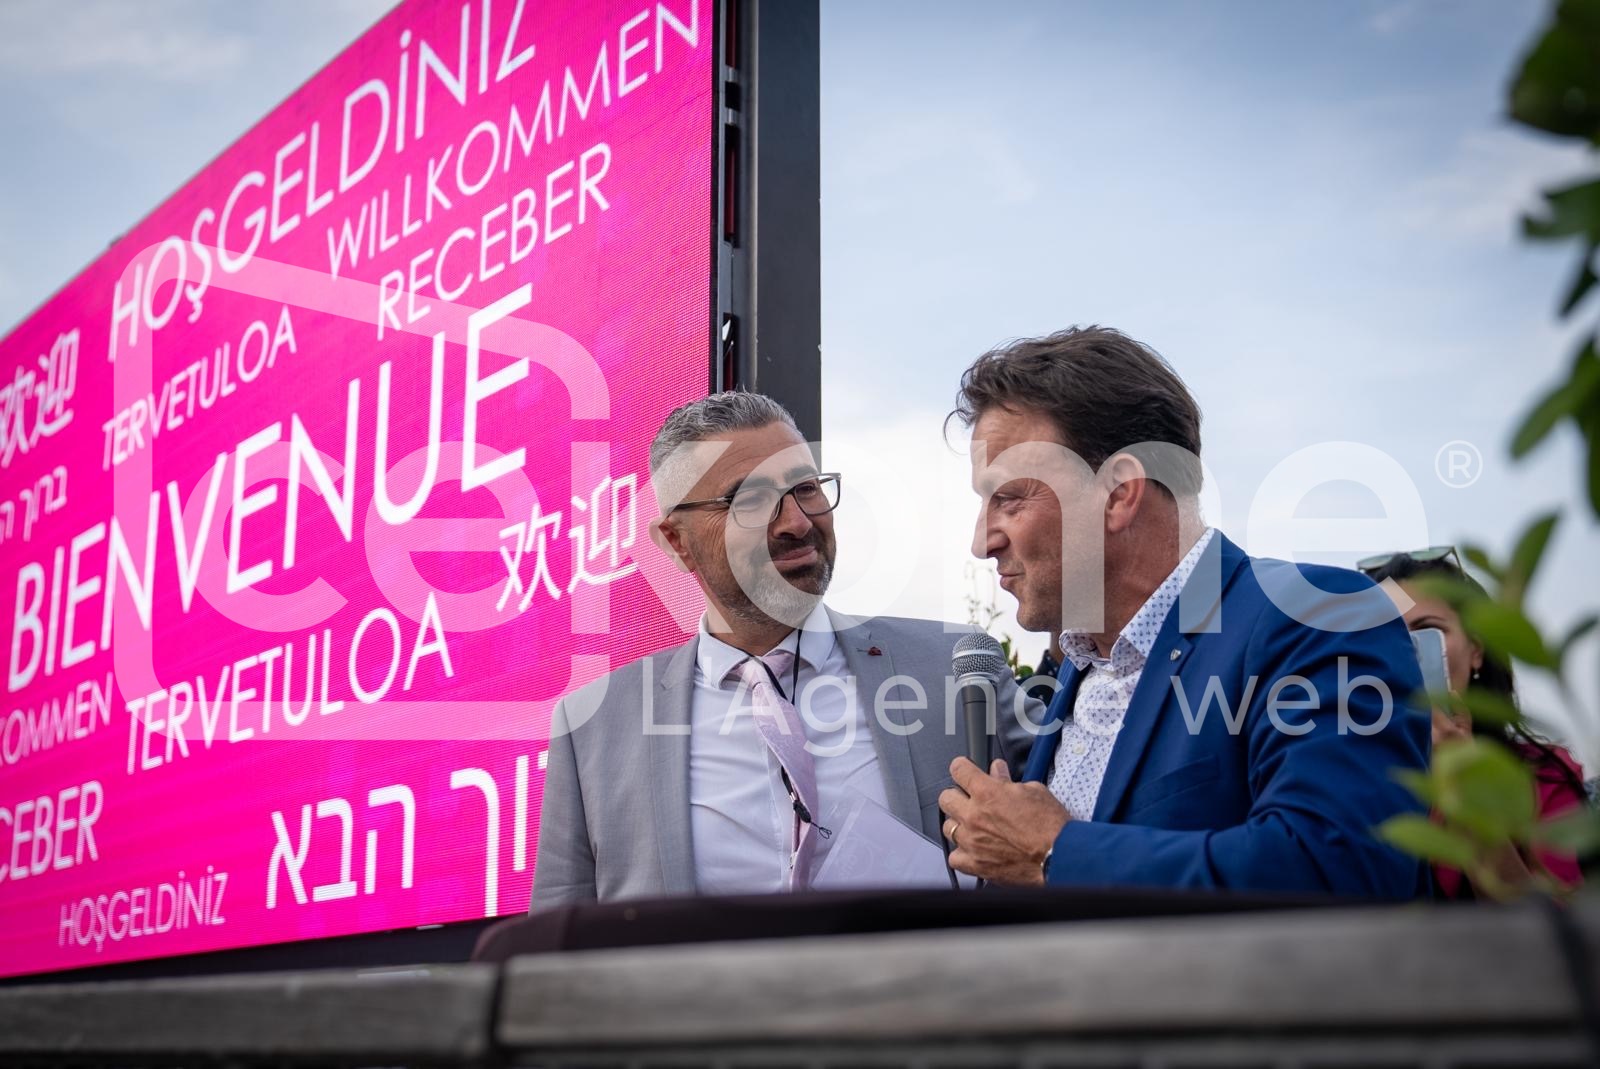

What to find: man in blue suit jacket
left=938, top=326, right=1430, bottom=898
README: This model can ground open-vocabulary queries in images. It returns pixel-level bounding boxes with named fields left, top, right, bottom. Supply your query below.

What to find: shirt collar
left=695, top=601, right=834, bottom=685
left=1060, top=527, right=1217, bottom=672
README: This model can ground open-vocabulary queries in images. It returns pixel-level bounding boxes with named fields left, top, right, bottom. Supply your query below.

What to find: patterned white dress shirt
left=1048, top=528, right=1217, bottom=820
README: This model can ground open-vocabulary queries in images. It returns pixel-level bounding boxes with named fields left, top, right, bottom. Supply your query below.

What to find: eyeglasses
left=1355, top=545, right=1461, bottom=575
left=671, top=473, right=842, bottom=529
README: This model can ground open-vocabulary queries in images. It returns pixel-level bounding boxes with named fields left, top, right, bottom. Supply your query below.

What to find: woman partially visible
left=1360, top=547, right=1588, bottom=899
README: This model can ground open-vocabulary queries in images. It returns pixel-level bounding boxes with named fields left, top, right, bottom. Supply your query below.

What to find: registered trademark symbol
left=1435, top=440, right=1482, bottom=488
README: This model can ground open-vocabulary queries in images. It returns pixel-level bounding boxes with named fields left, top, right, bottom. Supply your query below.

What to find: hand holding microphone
left=940, top=632, right=1069, bottom=886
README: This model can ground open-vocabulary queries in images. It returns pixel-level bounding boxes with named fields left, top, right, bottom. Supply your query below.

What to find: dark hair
left=951, top=325, right=1204, bottom=497
left=1365, top=552, right=1587, bottom=799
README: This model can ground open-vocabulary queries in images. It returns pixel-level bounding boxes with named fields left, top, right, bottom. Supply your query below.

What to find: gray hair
left=649, top=391, right=799, bottom=474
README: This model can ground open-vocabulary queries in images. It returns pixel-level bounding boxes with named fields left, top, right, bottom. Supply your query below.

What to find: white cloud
left=830, top=108, right=1039, bottom=213
left=1395, top=127, right=1590, bottom=242
left=0, top=0, right=247, bottom=84
left=1366, top=0, right=1428, bottom=36
left=823, top=407, right=1048, bottom=667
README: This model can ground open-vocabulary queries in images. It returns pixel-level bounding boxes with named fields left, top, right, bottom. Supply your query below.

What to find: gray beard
left=724, top=558, right=832, bottom=630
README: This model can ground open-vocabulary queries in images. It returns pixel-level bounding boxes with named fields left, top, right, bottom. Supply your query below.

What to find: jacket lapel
left=1089, top=533, right=1249, bottom=823
left=649, top=640, right=699, bottom=896
left=1023, top=667, right=1083, bottom=783
left=829, top=608, right=922, bottom=831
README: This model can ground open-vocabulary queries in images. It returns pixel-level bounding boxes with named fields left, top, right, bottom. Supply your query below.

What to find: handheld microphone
left=952, top=632, right=1007, bottom=770
left=946, top=633, right=1007, bottom=892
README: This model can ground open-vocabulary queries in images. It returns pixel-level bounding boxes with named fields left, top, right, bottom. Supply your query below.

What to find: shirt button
left=1071, top=740, right=1088, bottom=756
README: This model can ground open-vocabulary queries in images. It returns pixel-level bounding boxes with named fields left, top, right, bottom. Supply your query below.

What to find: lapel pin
left=1169, top=648, right=1182, bottom=661
left=867, top=646, right=882, bottom=657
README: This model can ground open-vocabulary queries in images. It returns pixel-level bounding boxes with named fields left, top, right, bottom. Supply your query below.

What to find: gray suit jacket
left=530, top=610, right=1041, bottom=909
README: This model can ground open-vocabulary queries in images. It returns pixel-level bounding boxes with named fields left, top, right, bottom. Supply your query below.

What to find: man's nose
left=972, top=506, right=1002, bottom=560
left=770, top=490, right=814, bottom=538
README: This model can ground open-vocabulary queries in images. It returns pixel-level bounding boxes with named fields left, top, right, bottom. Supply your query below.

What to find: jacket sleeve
left=1045, top=584, right=1431, bottom=900
left=528, top=697, right=598, bottom=911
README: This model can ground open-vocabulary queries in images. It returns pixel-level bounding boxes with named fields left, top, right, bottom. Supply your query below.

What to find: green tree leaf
left=1587, top=407, right=1600, bottom=516
left=1523, top=179, right=1600, bottom=241
left=1410, top=571, right=1488, bottom=610
left=1516, top=341, right=1600, bottom=460
left=1512, top=379, right=1579, bottom=458
left=1391, top=768, right=1440, bottom=808
left=1461, top=599, right=1558, bottom=668
left=1378, top=814, right=1478, bottom=869
left=1571, top=335, right=1600, bottom=383
left=1455, top=687, right=1523, bottom=729
left=1435, top=739, right=1540, bottom=841
left=1457, top=545, right=1504, bottom=587
left=1506, top=511, right=1561, bottom=603
left=1559, top=614, right=1600, bottom=663
left=1559, top=251, right=1599, bottom=315
left=1509, top=0, right=1600, bottom=142
left=1529, top=809, right=1600, bottom=855
left=1376, top=819, right=1472, bottom=870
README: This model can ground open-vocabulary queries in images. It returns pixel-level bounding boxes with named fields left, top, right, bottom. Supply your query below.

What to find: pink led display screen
left=0, top=0, right=712, bottom=977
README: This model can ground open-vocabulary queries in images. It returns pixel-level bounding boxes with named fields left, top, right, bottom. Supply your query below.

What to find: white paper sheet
left=810, top=789, right=970, bottom=890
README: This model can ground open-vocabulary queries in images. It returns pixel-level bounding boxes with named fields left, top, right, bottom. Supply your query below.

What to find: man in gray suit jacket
left=531, top=392, right=1038, bottom=908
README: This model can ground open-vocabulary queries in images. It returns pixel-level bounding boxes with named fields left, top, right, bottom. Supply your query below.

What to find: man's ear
left=651, top=515, right=695, bottom=574
left=1102, top=453, right=1147, bottom=535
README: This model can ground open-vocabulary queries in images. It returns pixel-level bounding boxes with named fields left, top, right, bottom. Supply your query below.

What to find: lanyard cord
left=791, top=623, right=802, bottom=701
left=756, top=623, right=803, bottom=703
left=753, top=624, right=831, bottom=840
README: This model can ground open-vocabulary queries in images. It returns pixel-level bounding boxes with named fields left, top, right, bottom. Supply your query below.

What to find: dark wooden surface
left=0, top=900, right=1594, bottom=1066
left=0, top=963, right=497, bottom=1064
left=497, top=901, right=1598, bottom=1049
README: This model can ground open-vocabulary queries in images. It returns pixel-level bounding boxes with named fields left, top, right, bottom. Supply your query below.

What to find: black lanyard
left=750, top=625, right=829, bottom=838
left=754, top=624, right=804, bottom=703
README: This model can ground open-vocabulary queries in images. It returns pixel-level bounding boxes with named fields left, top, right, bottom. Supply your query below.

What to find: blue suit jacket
left=1024, top=533, right=1430, bottom=899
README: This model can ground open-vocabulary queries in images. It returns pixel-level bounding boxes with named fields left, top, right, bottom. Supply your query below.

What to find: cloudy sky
left=1, top=0, right=1596, bottom=760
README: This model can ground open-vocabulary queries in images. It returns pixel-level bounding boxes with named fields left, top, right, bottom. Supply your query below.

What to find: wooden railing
left=2, top=899, right=1596, bottom=1067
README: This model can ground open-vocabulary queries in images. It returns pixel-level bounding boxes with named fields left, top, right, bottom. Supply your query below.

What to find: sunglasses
left=1355, top=545, right=1461, bottom=575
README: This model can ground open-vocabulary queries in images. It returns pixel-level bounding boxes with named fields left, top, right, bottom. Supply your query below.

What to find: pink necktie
left=737, top=650, right=819, bottom=890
